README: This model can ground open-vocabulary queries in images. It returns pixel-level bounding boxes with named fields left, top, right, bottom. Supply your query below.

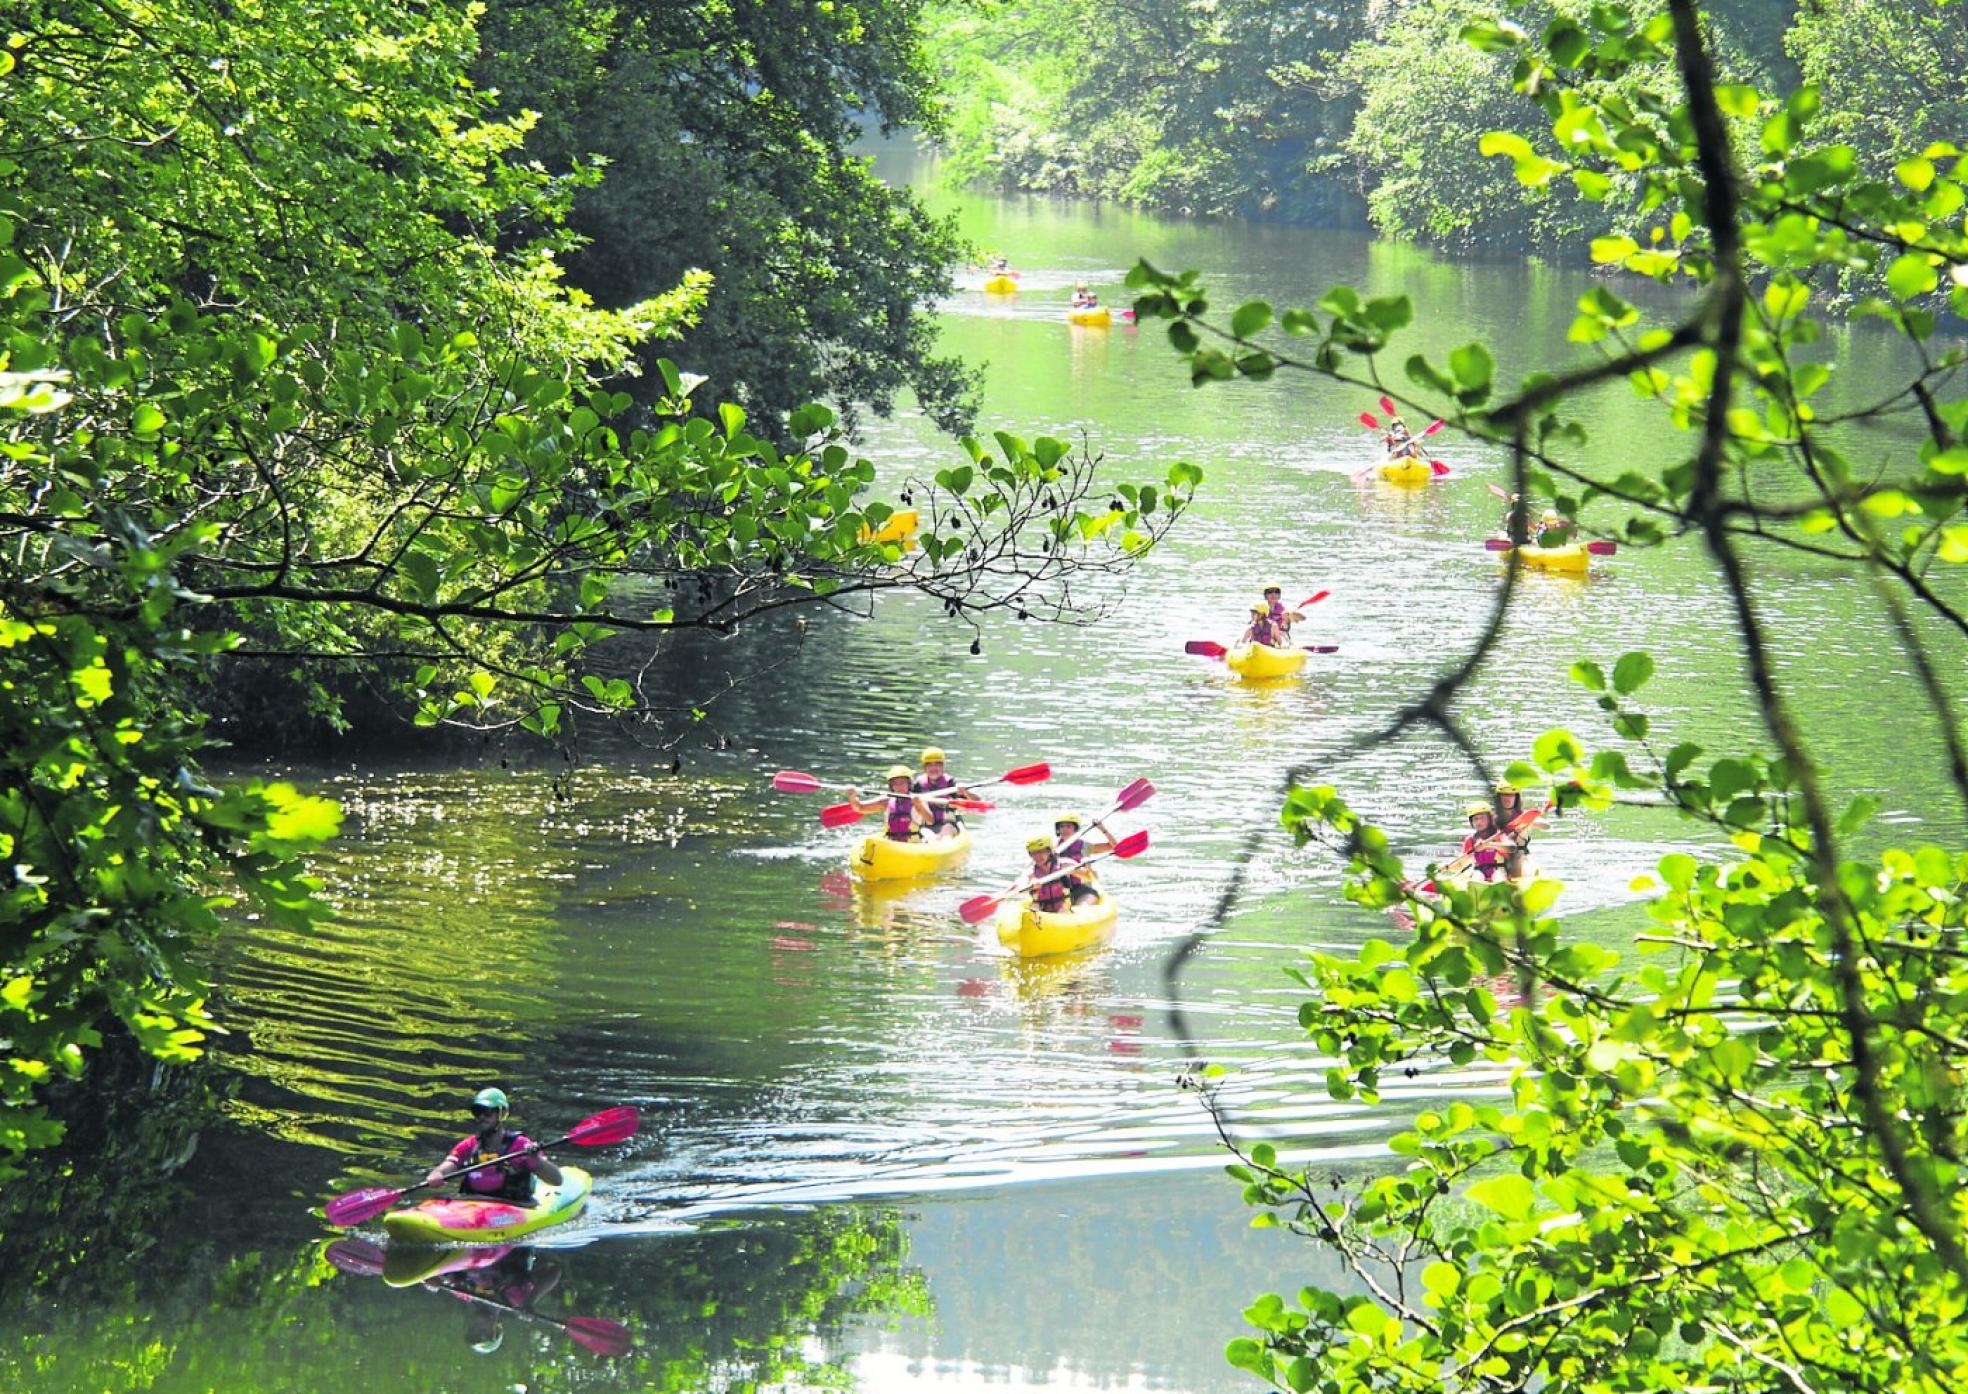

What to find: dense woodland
left=931, top=0, right=1964, bottom=252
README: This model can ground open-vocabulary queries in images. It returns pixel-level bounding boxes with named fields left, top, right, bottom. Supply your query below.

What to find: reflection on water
left=11, top=150, right=1968, bottom=1392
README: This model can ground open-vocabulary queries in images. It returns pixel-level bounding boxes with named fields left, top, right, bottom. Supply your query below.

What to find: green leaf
left=1230, top=300, right=1272, bottom=339
left=1467, top=1173, right=1536, bottom=1220
left=1611, top=651, right=1654, bottom=695
left=1448, top=342, right=1494, bottom=392
left=1887, top=254, right=1939, bottom=301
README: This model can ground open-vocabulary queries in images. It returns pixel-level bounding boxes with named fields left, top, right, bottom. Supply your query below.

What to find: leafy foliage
left=1135, top=2, right=1968, bottom=1390
left=0, top=0, right=1201, bottom=1176
left=478, top=0, right=979, bottom=433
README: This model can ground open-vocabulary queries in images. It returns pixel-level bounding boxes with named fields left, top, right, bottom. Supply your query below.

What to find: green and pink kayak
left=382, top=1166, right=592, bottom=1245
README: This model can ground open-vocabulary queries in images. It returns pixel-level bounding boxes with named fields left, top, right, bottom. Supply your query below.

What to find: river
left=7, top=152, right=1964, bottom=1393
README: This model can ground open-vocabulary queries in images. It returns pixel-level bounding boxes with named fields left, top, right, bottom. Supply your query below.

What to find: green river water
left=8, top=152, right=1966, bottom=1393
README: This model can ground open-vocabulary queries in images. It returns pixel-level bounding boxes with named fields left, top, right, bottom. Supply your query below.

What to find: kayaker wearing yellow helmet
left=1071, top=282, right=1099, bottom=309
left=1023, top=834, right=1095, bottom=910
left=913, top=747, right=972, bottom=841
left=1052, top=812, right=1112, bottom=899
left=424, top=1087, right=562, bottom=1202
left=842, top=766, right=936, bottom=842
left=1491, top=784, right=1532, bottom=876
left=1460, top=803, right=1504, bottom=882
left=1240, top=603, right=1285, bottom=648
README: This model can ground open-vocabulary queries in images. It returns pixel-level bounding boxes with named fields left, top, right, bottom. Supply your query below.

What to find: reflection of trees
left=2, top=1199, right=926, bottom=1393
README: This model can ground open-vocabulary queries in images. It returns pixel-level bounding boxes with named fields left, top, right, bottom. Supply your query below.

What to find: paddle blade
left=1430, top=459, right=1451, bottom=476
left=1378, top=395, right=1396, bottom=416
left=1487, top=482, right=1512, bottom=500
left=565, top=1316, right=636, bottom=1357
left=1485, top=538, right=1513, bottom=551
left=1357, top=411, right=1379, bottom=429
left=1422, top=419, right=1446, bottom=437
left=1115, top=777, right=1156, bottom=812
left=959, top=893, right=1003, bottom=925
left=324, top=1186, right=404, bottom=1229
left=324, top=1238, right=389, bottom=1277
left=1002, top=762, right=1051, bottom=786
left=1184, top=640, right=1228, bottom=659
left=820, top=802, right=866, bottom=828
left=1297, top=590, right=1330, bottom=608
left=1302, top=645, right=1338, bottom=654
left=949, top=798, right=995, bottom=812
left=1113, top=829, right=1151, bottom=859
left=1587, top=540, right=1618, bottom=555
left=568, top=1105, right=640, bottom=1147
left=772, top=770, right=823, bottom=794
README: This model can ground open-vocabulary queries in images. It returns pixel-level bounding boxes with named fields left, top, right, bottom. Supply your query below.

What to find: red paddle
left=441, top=1286, right=636, bottom=1357
left=1049, top=777, right=1156, bottom=856
left=1358, top=411, right=1380, bottom=429
left=1184, top=640, right=1337, bottom=659
left=1484, top=537, right=1617, bottom=555
left=959, top=829, right=1151, bottom=925
left=323, top=1106, right=639, bottom=1228
left=1296, top=590, right=1330, bottom=609
left=817, top=762, right=1049, bottom=827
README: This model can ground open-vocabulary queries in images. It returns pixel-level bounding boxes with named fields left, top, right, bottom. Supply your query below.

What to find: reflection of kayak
left=983, top=274, right=1019, bottom=294
left=1376, top=455, right=1432, bottom=485
left=853, top=826, right=972, bottom=883
left=857, top=508, right=919, bottom=547
left=383, top=1167, right=592, bottom=1246
left=996, top=890, right=1117, bottom=959
left=1067, top=306, right=1111, bottom=326
left=1226, top=642, right=1307, bottom=679
left=383, top=1243, right=516, bottom=1288
left=1491, top=539, right=1588, bottom=572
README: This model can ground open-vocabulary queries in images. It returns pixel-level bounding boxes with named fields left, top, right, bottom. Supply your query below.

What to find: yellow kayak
left=996, top=890, right=1117, bottom=959
left=1437, top=859, right=1540, bottom=894
left=1494, top=540, right=1589, bottom=572
left=983, top=274, right=1020, bottom=294
left=1376, top=455, right=1433, bottom=485
left=857, top=508, right=919, bottom=548
left=1066, top=306, right=1111, bottom=327
left=1226, top=642, right=1308, bottom=679
left=853, top=826, right=972, bottom=883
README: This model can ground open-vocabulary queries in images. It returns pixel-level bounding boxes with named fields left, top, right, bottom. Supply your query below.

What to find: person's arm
left=425, top=1140, right=467, bottom=1187
left=523, top=1140, right=563, bottom=1186
left=842, top=787, right=887, bottom=814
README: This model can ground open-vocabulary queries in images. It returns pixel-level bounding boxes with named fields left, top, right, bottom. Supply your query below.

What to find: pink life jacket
left=885, top=794, right=916, bottom=841
left=1030, top=857, right=1069, bottom=911
left=914, top=773, right=956, bottom=829
left=1461, top=831, right=1502, bottom=879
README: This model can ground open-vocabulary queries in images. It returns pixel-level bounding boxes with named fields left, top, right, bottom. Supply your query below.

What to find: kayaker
left=1534, top=509, right=1576, bottom=547
left=989, top=255, right=1011, bottom=273
left=1071, top=283, right=1099, bottom=309
left=1262, top=585, right=1303, bottom=637
left=842, top=765, right=934, bottom=842
left=1460, top=804, right=1504, bottom=882
left=1053, top=811, right=1115, bottom=861
left=1239, top=604, right=1285, bottom=648
left=1024, top=835, right=1097, bottom=908
left=1385, top=419, right=1422, bottom=460
left=913, top=746, right=971, bottom=841
left=424, top=1088, right=563, bottom=1203
left=1492, top=784, right=1534, bottom=877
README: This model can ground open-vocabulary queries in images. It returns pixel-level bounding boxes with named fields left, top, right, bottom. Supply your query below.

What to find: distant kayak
left=1225, top=641, right=1307, bottom=679
left=1376, top=455, right=1432, bottom=485
left=983, top=274, right=1020, bottom=294
left=853, top=826, right=972, bottom=883
left=857, top=508, right=919, bottom=548
left=1066, top=306, right=1111, bottom=327
left=1492, top=539, right=1589, bottom=572
left=383, top=1167, right=592, bottom=1245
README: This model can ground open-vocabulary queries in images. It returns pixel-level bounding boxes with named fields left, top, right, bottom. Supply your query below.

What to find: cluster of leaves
left=0, top=0, right=1201, bottom=1174
left=1132, top=3, right=1968, bottom=1391
left=924, top=0, right=1368, bottom=223
left=477, top=0, right=979, bottom=433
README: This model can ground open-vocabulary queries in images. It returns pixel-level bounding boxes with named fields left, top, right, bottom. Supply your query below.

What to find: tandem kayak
left=983, top=274, right=1020, bottom=294
left=1226, top=641, right=1308, bottom=679
left=857, top=508, right=919, bottom=548
left=1376, top=455, right=1433, bottom=485
left=853, top=826, right=973, bottom=883
left=996, top=890, right=1118, bottom=959
left=1066, top=306, right=1111, bottom=327
left=1435, top=860, right=1541, bottom=895
left=1492, top=539, right=1588, bottom=572
left=382, top=1167, right=592, bottom=1246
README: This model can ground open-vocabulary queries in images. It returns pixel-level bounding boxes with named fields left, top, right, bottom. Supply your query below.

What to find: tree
left=0, top=0, right=1201, bottom=1177
left=1128, top=2, right=1968, bottom=1389
left=476, top=0, right=979, bottom=434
